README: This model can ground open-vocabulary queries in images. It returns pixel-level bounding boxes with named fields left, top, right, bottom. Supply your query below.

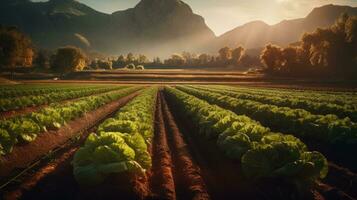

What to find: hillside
left=212, top=4, right=357, bottom=51
left=0, top=0, right=215, bottom=57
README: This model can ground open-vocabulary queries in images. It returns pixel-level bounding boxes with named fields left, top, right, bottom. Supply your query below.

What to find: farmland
left=0, top=83, right=356, bottom=200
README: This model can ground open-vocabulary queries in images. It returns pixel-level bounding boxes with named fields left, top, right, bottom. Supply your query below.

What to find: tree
left=112, top=55, right=126, bottom=68
left=23, top=48, right=34, bottom=67
left=198, top=53, right=210, bottom=65
left=182, top=51, right=192, bottom=64
left=34, top=50, right=51, bottom=70
left=138, top=54, right=148, bottom=64
left=240, top=54, right=261, bottom=69
left=0, top=26, right=34, bottom=68
left=218, top=47, right=232, bottom=62
left=280, top=47, right=300, bottom=73
left=97, top=60, right=113, bottom=70
left=231, top=46, right=245, bottom=64
left=260, top=14, right=357, bottom=77
left=89, top=59, right=98, bottom=69
left=165, top=54, right=185, bottom=66
left=300, top=14, right=357, bottom=74
left=126, top=53, right=135, bottom=63
left=260, top=44, right=283, bottom=73
left=51, top=46, right=86, bottom=74
left=153, top=57, right=162, bottom=65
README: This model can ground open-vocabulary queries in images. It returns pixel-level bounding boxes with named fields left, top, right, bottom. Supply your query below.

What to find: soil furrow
left=324, top=163, right=357, bottom=198
left=149, top=92, right=176, bottom=200
left=161, top=92, right=210, bottom=200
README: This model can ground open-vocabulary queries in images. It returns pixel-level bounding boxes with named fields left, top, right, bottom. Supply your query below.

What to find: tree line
left=0, top=26, right=86, bottom=73
left=260, top=14, right=357, bottom=77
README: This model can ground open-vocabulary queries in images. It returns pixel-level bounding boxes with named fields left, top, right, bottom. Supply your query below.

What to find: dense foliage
left=73, top=87, right=157, bottom=186
left=51, top=46, right=86, bottom=73
left=261, top=14, right=357, bottom=77
left=165, top=87, right=328, bottom=187
left=0, top=87, right=141, bottom=156
left=0, top=26, right=34, bottom=68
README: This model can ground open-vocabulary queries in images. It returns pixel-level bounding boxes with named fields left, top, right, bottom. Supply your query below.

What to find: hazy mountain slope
left=0, top=0, right=215, bottom=57
left=212, top=4, right=357, bottom=51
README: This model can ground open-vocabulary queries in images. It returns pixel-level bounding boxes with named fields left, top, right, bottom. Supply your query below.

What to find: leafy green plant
left=73, top=87, right=158, bottom=186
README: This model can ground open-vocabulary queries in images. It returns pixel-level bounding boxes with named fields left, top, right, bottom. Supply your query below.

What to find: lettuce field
left=0, top=84, right=356, bottom=200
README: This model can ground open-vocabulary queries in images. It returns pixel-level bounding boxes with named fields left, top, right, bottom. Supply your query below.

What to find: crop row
left=226, top=86, right=357, bottom=106
left=73, top=87, right=158, bottom=186
left=176, top=86, right=357, bottom=154
left=0, top=84, right=106, bottom=98
left=165, top=87, right=327, bottom=187
left=0, top=86, right=142, bottom=156
left=0, top=86, right=128, bottom=112
left=191, top=85, right=357, bottom=121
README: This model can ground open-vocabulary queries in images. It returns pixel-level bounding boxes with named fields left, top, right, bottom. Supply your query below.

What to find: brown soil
left=316, top=182, right=355, bottom=200
left=161, top=93, right=210, bottom=200
left=3, top=147, right=79, bottom=200
left=1, top=106, right=44, bottom=119
left=149, top=92, right=176, bottom=200
left=79, top=172, right=149, bottom=200
left=0, top=91, right=140, bottom=177
left=324, top=163, right=357, bottom=198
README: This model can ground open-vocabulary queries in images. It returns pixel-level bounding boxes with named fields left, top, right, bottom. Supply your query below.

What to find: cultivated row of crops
left=0, top=86, right=142, bottom=156
left=177, top=86, right=357, bottom=152
left=223, top=86, right=357, bottom=106
left=193, top=85, right=357, bottom=121
left=0, top=84, right=111, bottom=98
left=73, top=87, right=158, bottom=186
left=0, top=85, right=128, bottom=112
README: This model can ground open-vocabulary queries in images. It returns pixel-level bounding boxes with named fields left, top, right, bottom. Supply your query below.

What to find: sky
left=33, top=0, right=357, bottom=36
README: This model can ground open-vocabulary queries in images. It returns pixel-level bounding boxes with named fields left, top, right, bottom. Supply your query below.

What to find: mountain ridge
left=0, top=0, right=215, bottom=57
left=211, top=4, right=357, bottom=52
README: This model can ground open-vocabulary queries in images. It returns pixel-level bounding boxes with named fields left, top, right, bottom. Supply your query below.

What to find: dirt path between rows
left=149, top=92, right=176, bottom=200
left=161, top=92, right=210, bottom=200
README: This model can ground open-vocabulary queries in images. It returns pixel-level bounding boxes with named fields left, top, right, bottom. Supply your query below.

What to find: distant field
left=2, top=70, right=357, bottom=91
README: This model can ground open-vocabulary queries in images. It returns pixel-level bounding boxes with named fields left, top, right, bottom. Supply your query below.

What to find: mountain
left=212, top=4, right=357, bottom=52
left=1, top=1, right=356, bottom=57
left=0, top=0, right=215, bottom=57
